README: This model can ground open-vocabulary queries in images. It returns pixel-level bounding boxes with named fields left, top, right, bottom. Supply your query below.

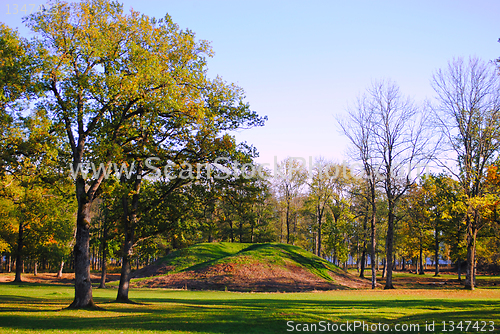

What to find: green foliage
left=0, top=23, right=37, bottom=112
left=0, top=107, right=76, bottom=272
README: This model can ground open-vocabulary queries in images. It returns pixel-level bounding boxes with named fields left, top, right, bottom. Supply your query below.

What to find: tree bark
left=418, top=246, right=424, bottom=275
left=381, top=258, right=386, bottom=279
left=370, top=212, right=377, bottom=289
left=239, top=222, right=243, bottom=243
left=464, top=214, right=477, bottom=290
left=116, top=162, right=142, bottom=303
left=14, top=220, right=23, bottom=283
left=384, top=205, right=395, bottom=289
left=316, top=205, right=323, bottom=257
left=57, top=261, right=64, bottom=278
left=68, top=177, right=95, bottom=309
left=99, top=226, right=108, bottom=289
left=360, top=250, right=366, bottom=278
left=117, top=192, right=133, bottom=302
left=286, top=201, right=290, bottom=244
left=434, top=229, right=440, bottom=276
left=250, top=223, right=254, bottom=243
left=229, top=220, right=234, bottom=243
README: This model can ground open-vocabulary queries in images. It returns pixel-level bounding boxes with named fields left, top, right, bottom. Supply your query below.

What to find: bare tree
left=432, top=57, right=500, bottom=290
left=338, top=95, right=379, bottom=289
left=369, top=81, right=432, bottom=289
left=340, top=80, right=432, bottom=289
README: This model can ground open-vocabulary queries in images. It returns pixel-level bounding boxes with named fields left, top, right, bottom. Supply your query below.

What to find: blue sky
left=2, top=0, right=500, bottom=166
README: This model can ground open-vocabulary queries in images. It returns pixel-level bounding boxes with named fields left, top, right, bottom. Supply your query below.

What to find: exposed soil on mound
left=132, top=262, right=174, bottom=279
left=132, top=261, right=372, bottom=292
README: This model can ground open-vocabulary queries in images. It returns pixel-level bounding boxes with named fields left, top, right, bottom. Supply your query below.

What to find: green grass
left=1, top=283, right=500, bottom=333
left=159, top=242, right=250, bottom=273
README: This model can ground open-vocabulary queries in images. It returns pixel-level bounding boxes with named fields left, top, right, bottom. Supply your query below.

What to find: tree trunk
left=286, top=201, right=290, bottom=244
left=381, top=258, right=386, bottom=279
left=384, top=206, right=395, bottom=289
left=419, top=246, right=424, bottom=275
left=473, top=248, right=477, bottom=286
left=250, top=223, right=254, bottom=243
left=92, top=245, right=96, bottom=271
left=370, top=201, right=377, bottom=289
left=116, top=242, right=132, bottom=302
left=434, top=229, right=440, bottom=276
left=279, top=216, right=283, bottom=243
left=14, top=220, right=23, bottom=283
left=316, top=205, right=322, bottom=257
left=57, top=261, right=64, bottom=278
left=34, top=261, right=37, bottom=276
left=229, top=220, right=234, bottom=243
left=239, top=222, right=243, bottom=243
left=464, top=214, right=477, bottom=290
left=68, top=178, right=95, bottom=309
left=117, top=193, right=133, bottom=302
left=117, top=162, right=142, bottom=302
left=360, top=250, right=366, bottom=278
left=99, top=226, right=108, bottom=289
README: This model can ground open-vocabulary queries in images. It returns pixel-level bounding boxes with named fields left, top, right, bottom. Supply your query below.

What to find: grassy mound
left=132, top=243, right=371, bottom=291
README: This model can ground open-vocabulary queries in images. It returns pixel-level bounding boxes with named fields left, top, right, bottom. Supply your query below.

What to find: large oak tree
left=25, top=0, right=255, bottom=308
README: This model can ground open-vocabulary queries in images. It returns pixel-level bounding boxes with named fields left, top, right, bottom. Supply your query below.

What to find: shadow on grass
left=0, top=289, right=499, bottom=334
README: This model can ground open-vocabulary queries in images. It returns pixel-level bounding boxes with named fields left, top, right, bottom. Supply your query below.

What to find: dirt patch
left=385, top=275, right=462, bottom=289
left=0, top=272, right=120, bottom=284
left=133, top=261, right=372, bottom=292
left=377, top=271, right=500, bottom=289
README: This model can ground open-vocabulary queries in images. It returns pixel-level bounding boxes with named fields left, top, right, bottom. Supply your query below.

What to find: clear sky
left=2, top=0, right=500, bottom=166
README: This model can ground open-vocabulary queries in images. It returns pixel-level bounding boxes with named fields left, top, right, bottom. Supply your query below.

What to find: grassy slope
left=0, top=283, right=499, bottom=333
left=148, top=242, right=345, bottom=282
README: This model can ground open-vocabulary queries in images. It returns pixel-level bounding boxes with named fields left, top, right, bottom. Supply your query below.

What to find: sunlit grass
left=1, top=282, right=499, bottom=333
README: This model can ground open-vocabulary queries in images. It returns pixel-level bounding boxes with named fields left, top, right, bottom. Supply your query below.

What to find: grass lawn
left=1, top=281, right=499, bottom=333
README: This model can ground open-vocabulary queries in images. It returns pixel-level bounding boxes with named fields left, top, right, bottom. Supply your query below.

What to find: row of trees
left=338, top=56, right=500, bottom=290
left=1, top=0, right=500, bottom=310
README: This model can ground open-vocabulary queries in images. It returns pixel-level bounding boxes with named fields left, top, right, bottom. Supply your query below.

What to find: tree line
left=1, top=0, right=500, bottom=309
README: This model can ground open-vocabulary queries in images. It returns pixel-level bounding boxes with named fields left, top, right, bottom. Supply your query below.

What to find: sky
left=2, top=0, right=500, bottom=167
